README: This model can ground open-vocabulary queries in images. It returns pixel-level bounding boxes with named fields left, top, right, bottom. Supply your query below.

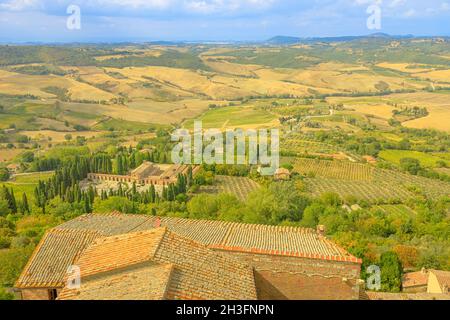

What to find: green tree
left=301, top=203, right=324, bottom=227
left=0, top=168, right=9, bottom=182
left=379, top=251, right=403, bottom=292
left=400, top=158, right=421, bottom=175
left=0, top=200, right=11, bottom=217
left=19, top=193, right=30, bottom=214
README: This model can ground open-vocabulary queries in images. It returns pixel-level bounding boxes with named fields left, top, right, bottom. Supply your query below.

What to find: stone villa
left=87, top=161, right=199, bottom=186
left=15, top=212, right=363, bottom=300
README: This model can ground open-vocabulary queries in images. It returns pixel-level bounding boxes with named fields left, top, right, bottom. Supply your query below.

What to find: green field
left=184, top=106, right=277, bottom=129
left=3, top=172, right=54, bottom=199
left=93, top=118, right=161, bottom=132
left=199, top=175, right=260, bottom=201
left=379, top=150, right=448, bottom=168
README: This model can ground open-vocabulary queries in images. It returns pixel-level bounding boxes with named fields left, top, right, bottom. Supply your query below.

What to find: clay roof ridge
left=15, top=228, right=104, bottom=288
left=208, top=244, right=362, bottom=264
left=15, top=230, right=52, bottom=288
left=321, top=237, right=362, bottom=263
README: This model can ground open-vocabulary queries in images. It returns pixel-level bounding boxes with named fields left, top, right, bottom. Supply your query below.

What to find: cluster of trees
left=0, top=186, right=30, bottom=218
left=200, top=164, right=250, bottom=177
left=29, top=158, right=60, bottom=172
left=393, top=106, right=428, bottom=119
left=400, top=158, right=450, bottom=182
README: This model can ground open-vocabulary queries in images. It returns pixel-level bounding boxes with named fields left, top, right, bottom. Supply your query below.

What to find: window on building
left=48, top=289, right=58, bottom=300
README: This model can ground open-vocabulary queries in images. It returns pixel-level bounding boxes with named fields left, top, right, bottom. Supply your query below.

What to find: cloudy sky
left=0, top=0, right=449, bottom=42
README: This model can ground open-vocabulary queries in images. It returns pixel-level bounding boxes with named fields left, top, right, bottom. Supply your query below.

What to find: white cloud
left=0, top=0, right=41, bottom=11
left=94, top=0, right=173, bottom=10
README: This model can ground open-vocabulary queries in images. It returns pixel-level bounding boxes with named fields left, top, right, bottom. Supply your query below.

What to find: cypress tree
left=21, top=192, right=30, bottom=214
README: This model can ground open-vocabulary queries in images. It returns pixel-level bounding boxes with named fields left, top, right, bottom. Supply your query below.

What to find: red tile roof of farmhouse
left=431, top=269, right=450, bottom=290
left=57, top=228, right=257, bottom=300
left=402, top=270, right=429, bottom=288
left=15, top=211, right=361, bottom=290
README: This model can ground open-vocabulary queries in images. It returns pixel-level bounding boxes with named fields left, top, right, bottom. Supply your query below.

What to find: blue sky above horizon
left=0, top=0, right=449, bottom=42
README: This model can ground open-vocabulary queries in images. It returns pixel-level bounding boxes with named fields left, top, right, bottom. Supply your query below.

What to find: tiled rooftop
left=58, top=262, right=173, bottom=300
left=57, top=228, right=257, bottom=300
left=16, top=212, right=360, bottom=291
left=15, top=229, right=103, bottom=288
left=431, top=269, right=450, bottom=291
left=74, top=229, right=166, bottom=278
left=402, top=270, right=429, bottom=288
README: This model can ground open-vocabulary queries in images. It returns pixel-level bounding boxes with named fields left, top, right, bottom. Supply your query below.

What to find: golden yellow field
left=389, top=92, right=450, bottom=132
left=327, top=97, right=396, bottom=119
left=413, top=69, right=450, bottom=83
left=377, top=62, right=434, bottom=73
left=202, top=57, right=259, bottom=77
left=285, top=68, right=423, bottom=93
left=0, top=148, right=25, bottom=162
left=0, top=69, right=116, bottom=101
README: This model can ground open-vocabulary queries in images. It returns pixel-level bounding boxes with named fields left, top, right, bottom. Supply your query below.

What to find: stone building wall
left=216, top=250, right=361, bottom=300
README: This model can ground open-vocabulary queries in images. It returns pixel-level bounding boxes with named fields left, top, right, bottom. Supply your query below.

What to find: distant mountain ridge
left=266, top=33, right=421, bottom=45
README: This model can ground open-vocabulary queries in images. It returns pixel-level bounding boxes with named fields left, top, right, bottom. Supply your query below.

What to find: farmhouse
left=274, top=168, right=291, bottom=180
left=6, top=163, right=20, bottom=174
left=87, top=161, right=199, bottom=186
left=15, top=212, right=362, bottom=300
left=402, top=269, right=450, bottom=294
left=402, top=268, right=429, bottom=293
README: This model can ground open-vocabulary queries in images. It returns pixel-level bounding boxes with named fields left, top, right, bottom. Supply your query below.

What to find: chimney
left=154, top=217, right=161, bottom=228
left=421, top=267, right=427, bottom=274
left=317, top=225, right=326, bottom=237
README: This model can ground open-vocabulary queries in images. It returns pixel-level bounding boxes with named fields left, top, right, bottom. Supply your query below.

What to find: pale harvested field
left=0, top=70, right=57, bottom=98
left=0, top=69, right=116, bottom=101
left=35, top=118, right=69, bottom=131
left=106, top=66, right=335, bottom=99
left=330, top=92, right=450, bottom=132
left=413, top=69, right=450, bottom=83
left=285, top=68, right=423, bottom=93
left=60, top=98, right=222, bottom=125
left=377, top=62, right=434, bottom=73
left=327, top=97, right=396, bottom=119
left=67, top=66, right=189, bottom=100
left=403, top=105, right=450, bottom=132
left=202, top=57, right=259, bottom=77
left=126, top=99, right=227, bottom=124
left=104, top=66, right=237, bottom=99
left=65, top=77, right=116, bottom=101
left=388, top=92, right=450, bottom=132
left=119, top=132, right=157, bottom=147
left=0, top=148, right=25, bottom=162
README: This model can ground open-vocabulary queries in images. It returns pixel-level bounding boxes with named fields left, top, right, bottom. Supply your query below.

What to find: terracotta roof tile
left=15, top=229, right=103, bottom=288
left=57, top=228, right=257, bottom=300
left=17, top=212, right=360, bottom=291
left=135, top=216, right=360, bottom=262
left=402, top=270, right=429, bottom=288
left=58, top=262, right=173, bottom=300
left=430, top=269, right=450, bottom=291
left=74, top=229, right=166, bottom=278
